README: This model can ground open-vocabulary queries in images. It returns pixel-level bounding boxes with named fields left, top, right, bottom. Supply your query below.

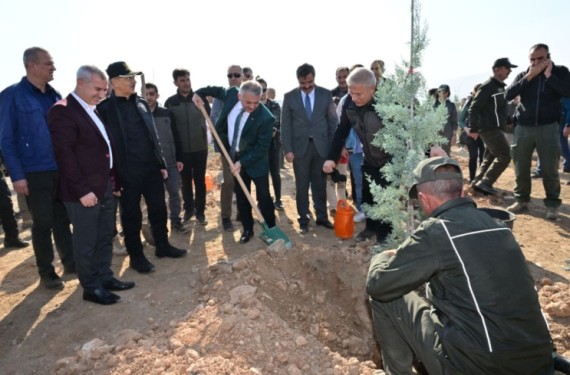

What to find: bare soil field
left=0, top=146, right=569, bottom=374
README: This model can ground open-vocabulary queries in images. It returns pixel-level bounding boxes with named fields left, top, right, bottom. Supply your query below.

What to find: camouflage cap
left=408, top=157, right=463, bottom=199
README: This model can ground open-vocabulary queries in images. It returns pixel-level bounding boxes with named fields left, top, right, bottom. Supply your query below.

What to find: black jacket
left=328, top=95, right=391, bottom=168
left=505, top=63, right=570, bottom=126
left=469, top=77, right=508, bottom=133
left=97, top=93, right=166, bottom=181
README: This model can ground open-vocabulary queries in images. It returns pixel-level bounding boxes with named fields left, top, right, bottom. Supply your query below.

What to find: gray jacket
left=152, top=106, right=182, bottom=168
left=281, top=86, right=338, bottom=159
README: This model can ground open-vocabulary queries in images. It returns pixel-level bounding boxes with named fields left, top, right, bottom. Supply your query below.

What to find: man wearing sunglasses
left=210, top=65, right=243, bottom=232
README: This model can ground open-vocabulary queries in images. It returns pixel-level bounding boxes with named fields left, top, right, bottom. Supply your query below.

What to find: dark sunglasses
left=263, top=88, right=267, bottom=92
left=227, top=73, right=242, bottom=78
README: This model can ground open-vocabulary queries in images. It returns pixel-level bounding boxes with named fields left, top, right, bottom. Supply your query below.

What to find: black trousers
left=234, top=164, right=275, bottom=233
left=465, top=137, right=485, bottom=182
left=0, top=174, right=19, bottom=239
left=361, top=163, right=392, bottom=242
left=180, top=150, right=208, bottom=216
left=26, top=171, right=74, bottom=276
left=64, top=182, right=115, bottom=291
left=268, top=140, right=282, bottom=203
left=120, top=165, right=168, bottom=260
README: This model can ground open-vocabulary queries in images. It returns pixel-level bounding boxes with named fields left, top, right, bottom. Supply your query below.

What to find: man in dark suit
left=97, top=62, right=187, bottom=274
left=193, top=80, right=275, bottom=244
left=281, top=63, right=338, bottom=234
left=47, top=65, right=134, bottom=305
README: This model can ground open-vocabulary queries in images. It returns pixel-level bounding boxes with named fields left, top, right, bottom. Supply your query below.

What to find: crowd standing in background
left=0, top=44, right=569, bottom=298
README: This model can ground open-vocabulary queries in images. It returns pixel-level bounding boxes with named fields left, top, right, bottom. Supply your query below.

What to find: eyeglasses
left=227, top=73, right=242, bottom=78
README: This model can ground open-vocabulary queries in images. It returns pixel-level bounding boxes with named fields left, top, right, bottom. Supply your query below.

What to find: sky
left=1, top=0, right=569, bottom=102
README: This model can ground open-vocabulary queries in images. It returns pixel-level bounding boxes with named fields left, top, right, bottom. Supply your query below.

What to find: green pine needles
left=365, top=0, right=447, bottom=246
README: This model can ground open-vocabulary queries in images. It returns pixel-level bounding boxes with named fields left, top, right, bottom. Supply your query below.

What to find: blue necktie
left=230, top=109, right=245, bottom=160
left=304, top=94, right=312, bottom=120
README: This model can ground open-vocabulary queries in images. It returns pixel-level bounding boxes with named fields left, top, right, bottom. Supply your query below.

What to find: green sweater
left=367, top=197, right=553, bottom=374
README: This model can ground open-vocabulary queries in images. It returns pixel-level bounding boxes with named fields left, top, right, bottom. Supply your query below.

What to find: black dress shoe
left=222, top=218, right=234, bottom=232
left=239, top=230, right=254, bottom=243
left=356, top=228, right=376, bottom=242
left=299, top=223, right=309, bottom=234
left=196, top=215, right=208, bottom=225
left=129, top=258, right=156, bottom=274
left=274, top=201, right=285, bottom=211
left=316, top=220, right=334, bottom=229
left=182, top=209, right=195, bottom=223
left=63, top=264, right=77, bottom=275
left=83, top=287, right=120, bottom=305
left=155, top=245, right=188, bottom=258
left=4, top=237, right=29, bottom=249
left=40, top=271, right=64, bottom=290
left=102, top=277, right=135, bottom=291
left=474, top=181, right=498, bottom=195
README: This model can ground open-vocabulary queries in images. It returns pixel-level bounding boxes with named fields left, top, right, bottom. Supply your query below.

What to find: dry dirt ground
left=1, top=146, right=569, bottom=375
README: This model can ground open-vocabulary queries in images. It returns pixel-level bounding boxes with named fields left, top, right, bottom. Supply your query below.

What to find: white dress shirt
left=227, top=102, right=250, bottom=153
left=71, top=92, right=113, bottom=169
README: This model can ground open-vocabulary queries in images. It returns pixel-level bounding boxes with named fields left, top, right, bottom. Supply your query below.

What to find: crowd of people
left=0, top=43, right=569, bottom=373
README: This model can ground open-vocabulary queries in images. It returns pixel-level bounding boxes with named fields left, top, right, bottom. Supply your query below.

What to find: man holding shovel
left=193, top=81, right=275, bottom=244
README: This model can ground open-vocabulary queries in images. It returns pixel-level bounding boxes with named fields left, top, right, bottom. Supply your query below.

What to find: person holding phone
left=505, top=43, right=570, bottom=220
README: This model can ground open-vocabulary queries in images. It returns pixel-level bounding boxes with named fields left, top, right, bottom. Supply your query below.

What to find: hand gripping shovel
left=198, top=105, right=292, bottom=249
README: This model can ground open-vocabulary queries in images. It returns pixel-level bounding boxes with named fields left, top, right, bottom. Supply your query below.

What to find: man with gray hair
left=324, top=67, right=393, bottom=244
left=48, top=65, right=134, bottom=305
left=366, top=156, right=554, bottom=374
left=193, top=80, right=276, bottom=244
left=0, top=47, right=75, bottom=290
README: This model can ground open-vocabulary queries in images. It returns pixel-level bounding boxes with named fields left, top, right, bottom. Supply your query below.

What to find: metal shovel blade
left=259, top=223, right=292, bottom=249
